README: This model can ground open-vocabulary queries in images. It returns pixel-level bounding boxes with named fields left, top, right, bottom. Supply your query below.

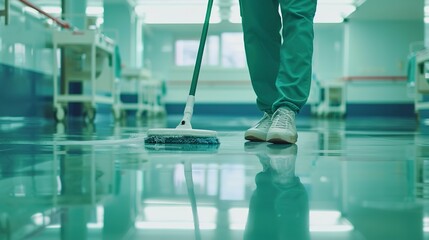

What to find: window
left=175, top=32, right=245, bottom=68
left=175, top=39, right=200, bottom=66
left=221, top=33, right=246, bottom=68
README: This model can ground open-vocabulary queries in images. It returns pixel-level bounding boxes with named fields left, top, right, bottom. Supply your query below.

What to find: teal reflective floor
left=0, top=115, right=428, bottom=240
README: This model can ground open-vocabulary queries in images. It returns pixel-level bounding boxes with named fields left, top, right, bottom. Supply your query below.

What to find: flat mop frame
left=144, top=0, right=219, bottom=145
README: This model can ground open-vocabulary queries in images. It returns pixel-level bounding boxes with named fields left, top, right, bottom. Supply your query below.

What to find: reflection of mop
left=184, top=160, right=202, bottom=240
left=10, top=137, right=147, bottom=146
left=144, top=142, right=219, bottom=153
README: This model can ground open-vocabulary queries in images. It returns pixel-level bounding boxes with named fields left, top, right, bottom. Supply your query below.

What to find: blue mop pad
left=144, top=135, right=220, bottom=145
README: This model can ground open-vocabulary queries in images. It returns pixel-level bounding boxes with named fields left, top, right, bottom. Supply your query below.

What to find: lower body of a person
left=240, top=0, right=317, bottom=143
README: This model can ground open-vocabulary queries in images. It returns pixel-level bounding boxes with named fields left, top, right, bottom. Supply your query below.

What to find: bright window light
left=221, top=33, right=246, bottom=68
left=425, top=5, right=429, bottom=23
left=175, top=40, right=202, bottom=66
left=425, top=5, right=429, bottom=14
left=423, top=217, right=429, bottom=232
left=175, top=33, right=245, bottom=68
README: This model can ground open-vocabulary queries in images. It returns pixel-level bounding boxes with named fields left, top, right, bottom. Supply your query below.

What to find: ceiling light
left=135, top=5, right=221, bottom=24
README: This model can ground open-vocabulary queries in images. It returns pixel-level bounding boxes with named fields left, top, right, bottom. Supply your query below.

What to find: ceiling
left=348, top=0, right=424, bottom=20
left=26, top=0, right=425, bottom=22
left=127, top=0, right=425, bottom=21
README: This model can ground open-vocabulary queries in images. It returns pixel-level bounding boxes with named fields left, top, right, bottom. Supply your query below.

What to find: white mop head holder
left=176, top=95, right=195, bottom=129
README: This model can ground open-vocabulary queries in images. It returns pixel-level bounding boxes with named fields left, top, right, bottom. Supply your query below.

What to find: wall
left=103, top=2, right=142, bottom=68
left=0, top=3, right=55, bottom=117
left=145, top=19, right=423, bottom=116
left=343, top=20, right=423, bottom=116
left=145, top=24, right=346, bottom=105
left=346, top=21, right=422, bottom=76
left=313, top=24, right=345, bottom=82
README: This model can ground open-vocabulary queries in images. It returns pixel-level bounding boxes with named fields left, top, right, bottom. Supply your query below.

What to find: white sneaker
left=244, top=112, right=272, bottom=142
left=266, top=107, right=298, bottom=144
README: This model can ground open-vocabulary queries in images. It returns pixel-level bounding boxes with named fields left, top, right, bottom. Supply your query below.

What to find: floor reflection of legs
left=244, top=144, right=310, bottom=240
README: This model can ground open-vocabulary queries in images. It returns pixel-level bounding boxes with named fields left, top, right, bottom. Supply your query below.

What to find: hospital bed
left=114, top=68, right=166, bottom=119
left=313, top=80, right=347, bottom=118
left=52, top=30, right=117, bottom=122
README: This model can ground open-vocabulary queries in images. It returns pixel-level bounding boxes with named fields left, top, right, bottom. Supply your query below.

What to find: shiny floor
left=0, top=114, right=428, bottom=240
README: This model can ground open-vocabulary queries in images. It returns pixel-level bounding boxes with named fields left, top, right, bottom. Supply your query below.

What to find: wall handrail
left=17, top=0, right=71, bottom=29
left=341, top=76, right=407, bottom=81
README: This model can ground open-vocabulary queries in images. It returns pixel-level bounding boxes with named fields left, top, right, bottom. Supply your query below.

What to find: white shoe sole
left=266, top=132, right=297, bottom=144
left=244, top=129, right=267, bottom=142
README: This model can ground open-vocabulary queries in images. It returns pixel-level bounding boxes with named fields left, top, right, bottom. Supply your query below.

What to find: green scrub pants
left=239, top=0, right=317, bottom=114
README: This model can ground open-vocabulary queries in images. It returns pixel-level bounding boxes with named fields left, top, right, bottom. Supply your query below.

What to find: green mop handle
left=189, top=0, right=214, bottom=96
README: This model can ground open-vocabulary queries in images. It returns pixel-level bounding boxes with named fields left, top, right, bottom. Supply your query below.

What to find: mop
left=144, top=0, right=219, bottom=145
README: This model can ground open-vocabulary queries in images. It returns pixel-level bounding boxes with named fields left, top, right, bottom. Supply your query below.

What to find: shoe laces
left=271, top=108, right=295, bottom=129
left=255, top=113, right=272, bottom=129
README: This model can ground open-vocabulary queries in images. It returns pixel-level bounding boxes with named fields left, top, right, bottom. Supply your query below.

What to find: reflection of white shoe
left=267, top=144, right=298, bottom=184
left=244, top=142, right=271, bottom=171
left=244, top=141, right=269, bottom=153
left=245, top=113, right=272, bottom=142
left=267, top=107, right=298, bottom=144
left=267, top=143, right=298, bottom=156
